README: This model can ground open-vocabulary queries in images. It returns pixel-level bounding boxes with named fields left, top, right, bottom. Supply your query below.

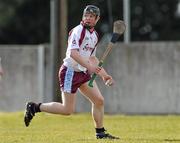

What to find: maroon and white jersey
left=63, top=23, right=99, bottom=72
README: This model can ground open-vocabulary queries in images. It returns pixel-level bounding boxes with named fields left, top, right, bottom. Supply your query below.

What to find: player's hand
left=103, top=75, right=114, bottom=86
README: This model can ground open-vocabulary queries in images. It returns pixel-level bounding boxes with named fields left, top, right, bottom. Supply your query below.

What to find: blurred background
left=0, top=0, right=180, bottom=114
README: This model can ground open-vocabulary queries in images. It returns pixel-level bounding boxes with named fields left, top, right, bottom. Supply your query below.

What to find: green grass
left=0, top=112, right=180, bottom=143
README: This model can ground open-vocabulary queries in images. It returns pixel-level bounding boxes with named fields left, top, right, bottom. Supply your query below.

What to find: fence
left=0, top=42, right=180, bottom=114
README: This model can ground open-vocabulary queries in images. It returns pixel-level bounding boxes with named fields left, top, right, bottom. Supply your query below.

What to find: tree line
left=0, top=0, right=179, bottom=44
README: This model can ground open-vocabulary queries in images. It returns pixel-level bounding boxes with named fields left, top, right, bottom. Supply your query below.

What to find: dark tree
left=131, top=0, right=180, bottom=41
left=0, top=0, right=179, bottom=44
left=0, top=0, right=50, bottom=44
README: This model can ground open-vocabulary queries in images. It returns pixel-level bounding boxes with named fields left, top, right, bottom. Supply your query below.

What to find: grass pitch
left=0, top=112, right=180, bottom=143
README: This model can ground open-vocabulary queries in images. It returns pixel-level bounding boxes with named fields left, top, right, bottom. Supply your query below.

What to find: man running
left=24, top=5, right=119, bottom=139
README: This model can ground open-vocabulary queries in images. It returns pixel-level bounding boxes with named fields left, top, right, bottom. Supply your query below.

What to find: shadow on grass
left=75, top=138, right=180, bottom=142
left=76, top=138, right=120, bottom=142
left=126, top=138, right=180, bottom=142
left=164, top=139, right=180, bottom=142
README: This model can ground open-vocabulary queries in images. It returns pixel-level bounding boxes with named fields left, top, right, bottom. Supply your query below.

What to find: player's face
left=82, top=12, right=99, bottom=27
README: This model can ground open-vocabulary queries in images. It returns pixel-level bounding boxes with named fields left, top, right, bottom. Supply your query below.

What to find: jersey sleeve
left=67, top=27, right=81, bottom=50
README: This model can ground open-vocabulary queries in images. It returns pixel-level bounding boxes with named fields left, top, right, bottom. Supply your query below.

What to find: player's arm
left=70, top=49, right=101, bottom=74
left=89, top=56, right=114, bottom=86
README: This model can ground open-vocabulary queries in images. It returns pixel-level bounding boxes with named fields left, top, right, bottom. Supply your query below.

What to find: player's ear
left=95, top=16, right=100, bottom=23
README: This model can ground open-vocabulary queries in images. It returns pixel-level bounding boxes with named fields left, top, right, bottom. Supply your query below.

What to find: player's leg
left=79, top=81, right=104, bottom=128
left=79, top=81, right=119, bottom=139
left=40, top=92, right=76, bottom=115
left=24, top=92, right=76, bottom=127
left=24, top=65, right=78, bottom=127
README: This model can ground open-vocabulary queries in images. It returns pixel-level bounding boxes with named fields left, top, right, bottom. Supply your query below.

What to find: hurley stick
left=88, top=20, right=126, bottom=87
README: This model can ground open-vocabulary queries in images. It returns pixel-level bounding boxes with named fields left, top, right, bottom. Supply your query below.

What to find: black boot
left=96, top=128, right=119, bottom=139
left=24, top=102, right=41, bottom=127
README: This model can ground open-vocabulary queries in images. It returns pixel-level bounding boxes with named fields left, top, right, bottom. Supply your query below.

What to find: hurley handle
left=88, top=20, right=126, bottom=88
left=88, top=61, right=103, bottom=87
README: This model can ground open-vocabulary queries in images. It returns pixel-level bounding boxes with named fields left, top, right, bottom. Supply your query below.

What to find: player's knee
left=95, top=97, right=104, bottom=107
left=64, top=108, right=74, bottom=115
